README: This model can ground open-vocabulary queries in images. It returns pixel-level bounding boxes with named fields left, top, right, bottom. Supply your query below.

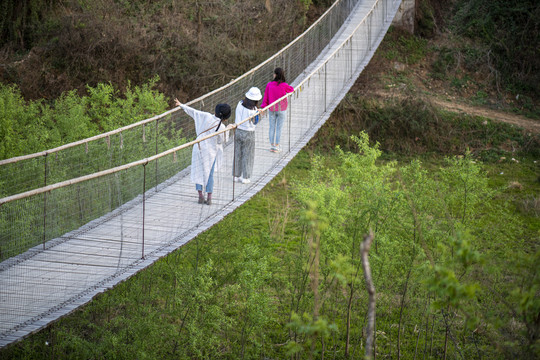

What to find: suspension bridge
left=0, top=0, right=402, bottom=348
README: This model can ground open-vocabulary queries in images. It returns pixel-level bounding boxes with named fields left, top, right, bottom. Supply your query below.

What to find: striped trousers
left=233, top=129, right=255, bottom=179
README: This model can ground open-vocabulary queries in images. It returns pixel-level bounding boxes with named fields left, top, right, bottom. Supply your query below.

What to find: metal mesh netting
left=0, top=0, right=401, bottom=347
left=0, top=0, right=363, bottom=259
left=0, top=0, right=355, bottom=198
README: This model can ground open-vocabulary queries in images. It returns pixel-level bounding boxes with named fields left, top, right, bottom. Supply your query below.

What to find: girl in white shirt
left=175, top=99, right=232, bottom=205
left=233, top=87, right=262, bottom=184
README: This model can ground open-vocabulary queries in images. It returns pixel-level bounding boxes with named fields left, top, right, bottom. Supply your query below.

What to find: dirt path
left=358, top=38, right=540, bottom=134
left=370, top=87, right=540, bottom=133
left=428, top=97, right=540, bottom=133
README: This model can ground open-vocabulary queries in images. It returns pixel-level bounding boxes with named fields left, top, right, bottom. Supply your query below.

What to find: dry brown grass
left=0, top=0, right=326, bottom=102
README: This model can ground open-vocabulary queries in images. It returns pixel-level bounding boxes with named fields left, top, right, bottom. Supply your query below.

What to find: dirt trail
left=372, top=87, right=540, bottom=133
left=428, top=97, right=540, bottom=133
left=358, top=32, right=540, bottom=134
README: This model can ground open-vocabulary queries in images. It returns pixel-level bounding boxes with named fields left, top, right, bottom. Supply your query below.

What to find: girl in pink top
left=261, top=68, right=294, bottom=152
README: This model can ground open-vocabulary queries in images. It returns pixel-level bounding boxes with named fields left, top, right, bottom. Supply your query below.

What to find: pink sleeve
left=261, top=82, right=271, bottom=108
left=284, top=83, right=294, bottom=93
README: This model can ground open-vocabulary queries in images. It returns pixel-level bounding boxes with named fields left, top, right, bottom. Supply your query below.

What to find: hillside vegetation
left=0, top=0, right=331, bottom=160
left=0, top=0, right=538, bottom=160
left=0, top=0, right=329, bottom=101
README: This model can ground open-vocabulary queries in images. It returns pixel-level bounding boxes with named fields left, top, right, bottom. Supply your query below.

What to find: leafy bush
left=451, top=0, right=540, bottom=94
left=0, top=77, right=168, bottom=160
left=318, top=96, right=540, bottom=158
left=0, top=83, right=43, bottom=159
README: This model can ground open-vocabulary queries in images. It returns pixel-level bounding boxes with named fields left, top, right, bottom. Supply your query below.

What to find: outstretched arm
left=175, top=98, right=206, bottom=120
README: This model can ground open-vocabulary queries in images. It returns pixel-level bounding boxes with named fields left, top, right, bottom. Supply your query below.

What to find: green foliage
left=439, top=152, right=492, bottom=223
left=299, top=0, right=313, bottom=11
left=175, top=259, right=230, bottom=358
left=451, top=0, right=540, bottom=94
left=0, top=83, right=42, bottom=159
left=285, top=312, right=337, bottom=357
left=382, top=29, right=428, bottom=65
left=427, top=231, right=481, bottom=315
left=509, top=247, right=540, bottom=356
left=2, top=134, right=538, bottom=359
left=0, top=77, right=168, bottom=160
left=40, top=90, right=97, bottom=144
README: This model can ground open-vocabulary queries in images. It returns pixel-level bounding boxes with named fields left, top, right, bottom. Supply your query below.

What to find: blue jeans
left=196, top=161, right=215, bottom=193
left=269, top=111, right=286, bottom=145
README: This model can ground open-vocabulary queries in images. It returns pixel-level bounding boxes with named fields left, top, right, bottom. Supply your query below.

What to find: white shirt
left=235, top=101, right=259, bottom=132
left=180, top=104, right=229, bottom=186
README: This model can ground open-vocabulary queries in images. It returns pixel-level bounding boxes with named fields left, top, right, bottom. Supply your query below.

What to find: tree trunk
left=309, top=232, right=320, bottom=359
left=397, top=267, right=412, bottom=359
left=361, top=231, right=376, bottom=359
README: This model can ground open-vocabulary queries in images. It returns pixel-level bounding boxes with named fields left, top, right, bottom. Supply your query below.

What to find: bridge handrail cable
left=0, top=0, right=346, bottom=167
left=0, top=0, right=387, bottom=206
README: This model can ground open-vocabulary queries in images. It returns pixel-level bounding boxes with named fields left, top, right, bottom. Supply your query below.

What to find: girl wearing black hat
left=175, top=98, right=233, bottom=205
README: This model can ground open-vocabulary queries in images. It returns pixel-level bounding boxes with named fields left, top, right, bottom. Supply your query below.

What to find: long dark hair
left=274, top=67, right=286, bottom=84
left=242, top=97, right=258, bottom=110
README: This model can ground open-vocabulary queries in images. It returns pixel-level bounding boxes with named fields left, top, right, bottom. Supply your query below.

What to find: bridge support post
left=232, top=128, right=236, bottom=200
left=392, top=0, right=416, bottom=34
left=155, top=119, right=159, bottom=192
left=142, top=163, right=146, bottom=259
left=43, top=153, right=48, bottom=250
left=349, top=37, right=353, bottom=80
left=288, top=95, right=291, bottom=152
left=324, top=63, right=327, bottom=113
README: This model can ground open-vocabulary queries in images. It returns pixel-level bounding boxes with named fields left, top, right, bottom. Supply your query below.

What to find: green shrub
left=430, top=47, right=456, bottom=80
left=0, top=77, right=168, bottom=160
left=451, top=0, right=540, bottom=94
left=0, top=83, right=43, bottom=158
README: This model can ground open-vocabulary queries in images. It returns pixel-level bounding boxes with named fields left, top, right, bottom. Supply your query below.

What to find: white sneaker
left=234, top=176, right=242, bottom=183
left=242, top=178, right=251, bottom=184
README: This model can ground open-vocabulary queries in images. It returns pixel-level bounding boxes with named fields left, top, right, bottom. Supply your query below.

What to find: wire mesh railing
left=0, top=0, right=402, bottom=348
left=0, top=0, right=367, bottom=261
left=0, top=0, right=356, bottom=199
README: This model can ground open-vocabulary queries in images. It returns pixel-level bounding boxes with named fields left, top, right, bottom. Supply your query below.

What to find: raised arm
left=175, top=98, right=207, bottom=121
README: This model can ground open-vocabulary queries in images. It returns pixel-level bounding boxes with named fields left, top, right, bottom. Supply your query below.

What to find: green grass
left=381, top=28, right=428, bottom=65
left=2, top=140, right=538, bottom=359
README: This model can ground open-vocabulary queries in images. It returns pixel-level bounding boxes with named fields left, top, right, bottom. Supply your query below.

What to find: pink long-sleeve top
left=261, top=81, right=295, bottom=111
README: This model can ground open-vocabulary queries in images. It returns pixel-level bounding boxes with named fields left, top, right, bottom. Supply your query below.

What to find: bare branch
left=362, top=230, right=376, bottom=359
